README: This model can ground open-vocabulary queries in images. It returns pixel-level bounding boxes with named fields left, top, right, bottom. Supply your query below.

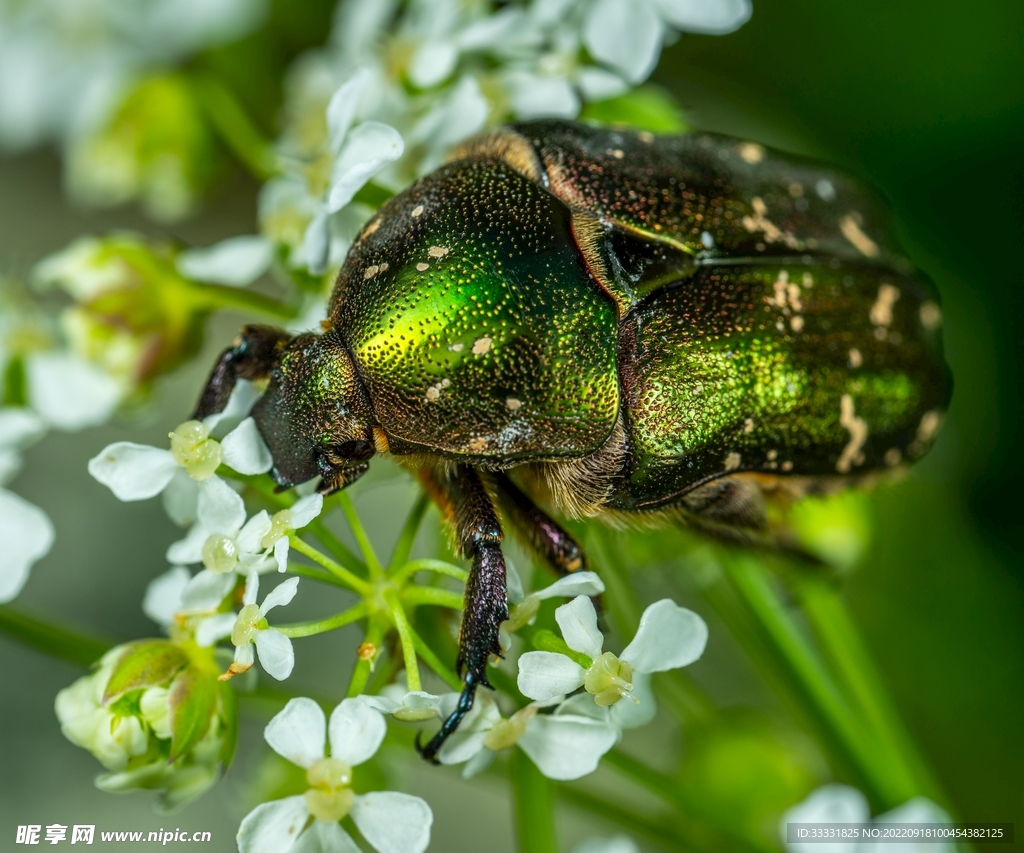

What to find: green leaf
left=167, top=664, right=217, bottom=762
left=218, top=681, right=239, bottom=769
left=581, top=85, right=689, bottom=134
left=103, top=641, right=189, bottom=703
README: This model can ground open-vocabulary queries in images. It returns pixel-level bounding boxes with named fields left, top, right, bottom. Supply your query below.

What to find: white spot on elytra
left=607, top=148, right=624, bottom=159
left=449, top=343, right=464, bottom=352
left=425, top=386, right=440, bottom=402
left=471, top=337, right=492, bottom=355
left=416, top=262, right=429, bottom=272
left=790, top=315, right=805, bottom=332
left=724, top=452, right=741, bottom=471
left=840, top=213, right=880, bottom=258
left=411, top=205, right=424, bottom=218
left=836, top=394, right=868, bottom=474
left=363, top=265, right=379, bottom=280
left=919, top=300, right=942, bottom=330
left=816, top=179, right=836, bottom=201
left=738, top=142, right=764, bottom=164
left=701, top=230, right=715, bottom=249
left=744, top=198, right=803, bottom=250
left=743, top=418, right=754, bottom=434
left=849, top=348, right=863, bottom=368
left=870, top=283, right=901, bottom=327
left=916, top=410, right=942, bottom=443
left=505, top=397, right=522, bottom=411
left=428, top=245, right=449, bottom=259
left=378, top=262, right=389, bottom=272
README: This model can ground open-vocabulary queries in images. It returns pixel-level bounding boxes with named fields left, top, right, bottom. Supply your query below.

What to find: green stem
left=383, top=589, right=421, bottom=691
left=353, top=182, right=395, bottom=209
left=402, top=587, right=464, bottom=610
left=198, top=282, right=298, bottom=321
left=286, top=564, right=356, bottom=590
left=190, top=73, right=277, bottom=180
left=510, top=749, right=559, bottom=853
left=560, top=786, right=684, bottom=853
left=338, top=492, right=383, bottom=579
left=276, top=601, right=373, bottom=638
left=390, top=558, right=467, bottom=586
left=0, top=606, right=113, bottom=667
left=795, top=576, right=947, bottom=804
left=346, top=615, right=387, bottom=698
left=289, top=534, right=371, bottom=596
left=722, top=553, right=914, bottom=807
left=406, top=625, right=461, bottom=690
left=389, top=492, right=429, bottom=570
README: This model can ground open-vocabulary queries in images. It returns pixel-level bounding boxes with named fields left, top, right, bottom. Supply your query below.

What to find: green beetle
left=194, top=120, right=950, bottom=759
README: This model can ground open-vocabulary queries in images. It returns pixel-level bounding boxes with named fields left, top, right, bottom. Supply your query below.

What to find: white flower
left=437, top=691, right=618, bottom=781
left=0, top=487, right=55, bottom=603
left=142, top=565, right=192, bottom=627
left=361, top=680, right=445, bottom=723
left=26, top=351, right=124, bottom=431
left=583, top=0, right=752, bottom=83
left=780, top=785, right=954, bottom=853
left=237, top=697, right=433, bottom=853
left=176, top=235, right=274, bottom=287
left=262, top=70, right=403, bottom=274
left=200, top=573, right=299, bottom=681
left=574, top=835, right=641, bottom=853
left=517, top=596, right=707, bottom=729
left=504, top=566, right=606, bottom=632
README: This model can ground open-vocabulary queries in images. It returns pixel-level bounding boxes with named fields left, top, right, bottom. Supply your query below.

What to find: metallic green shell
left=331, top=156, right=620, bottom=461
left=612, top=261, right=949, bottom=509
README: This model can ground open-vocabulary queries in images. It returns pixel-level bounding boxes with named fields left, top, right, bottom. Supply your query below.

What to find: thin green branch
left=289, top=534, right=371, bottom=596
left=337, top=491, right=383, bottom=578
left=190, top=73, right=277, bottom=180
left=402, top=587, right=464, bottom=610
left=383, top=589, right=421, bottom=691
left=198, top=282, right=298, bottom=321
left=390, top=558, right=468, bottom=586
left=276, top=601, right=373, bottom=638
left=346, top=615, right=387, bottom=698
left=511, top=749, right=559, bottom=853
left=406, top=625, right=460, bottom=690
left=286, top=563, right=356, bottom=590
left=389, top=492, right=430, bottom=570
left=0, top=606, right=113, bottom=668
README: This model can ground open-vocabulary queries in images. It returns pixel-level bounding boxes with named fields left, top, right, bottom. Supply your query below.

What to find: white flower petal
left=873, top=798, right=954, bottom=853
left=517, top=651, right=586, bottom=703
left=555, top=595, right=604, bottom=658
left=88, top=443, right=177, bottom=501
left=326, top=69, right=371, bottom=155
left=195, top=612, right=237, bottom=647
left=243, top=571, right=260, bottom=605
left=0, top=488, right=54, bottom=602
left=290, top=493, right=324, bottom=528
left=203, top=378, right=262, bottom=435
left=181, top=570, right=236, bottom=613
left=554, top=693, right=609, bottom=723
left=534, top=572, right=605, bottom=601
left=780, top=784, right=869, bottom=853
left=505, top=71, right=580, bottom=120
left=221, top=417, right=273, bottom=474
left=608, top=672, right=656, bottom=729
left=235, top=642, right=256, bottom=668
left=165, top=522, right=210, bottom=565
left=328, top=697, right=386, bottom=766
left=303, top=209, right=332, bottom=275
left=261, top=576, right=300, bottom=612
left=27, top=352, right=123, bottom=431
left=461, top=747, right=496, bottom=778
left=264, top=697, right=326, bottom=769
left=326, top=122, right=404, bottom=213
left=237, top=510, right=272, bottom=553
left=650, top=0, right=752, bottom=34
left=437, top=694, right=502, bottom=765
left=142, top=566, right=190, bottom=626
left=274, top=536, right=290, bottom=572
left=255, top=629, right=295, bottom=680
left=293, top=821, right=362, bottom=853
left=620, top=599, right=708, bottom=673
left=196, top=476, right=246, bottom=533
left=162, top=469, right=199, bottom=525
left=576, top=67, right=628, bottom=102
left=176, top=235, right=273, bottom=287
left=0, top=449, right=21, bottom=486
left=583, top=0, right=663, bottom=84
left=351, top=791, right=432, bottom=853
left=0, top=407, right=46, bottom=450
left=517, top=714, right=618, bottom=780
left=409, top=40, right=458, bottom=88
left=237, top=796, right=310, bottom=853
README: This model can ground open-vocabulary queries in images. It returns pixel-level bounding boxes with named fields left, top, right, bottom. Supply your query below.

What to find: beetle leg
left=316, top=462, right=370, bottom=496
left=416, top=464, right=508, bottom=764
left=492, top=472, right=587, bottom=576
left=192, top=325, right=291, bottom=419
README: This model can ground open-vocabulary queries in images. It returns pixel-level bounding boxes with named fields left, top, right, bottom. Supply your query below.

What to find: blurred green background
left=1, top=0, right=1021, bottom=850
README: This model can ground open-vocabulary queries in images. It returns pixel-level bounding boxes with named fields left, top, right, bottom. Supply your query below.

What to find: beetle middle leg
left=492, top=471, right=588, bottom=576
left=192, top=324, right=291, bottom=419
left=416, top=464, right=508, bottom=763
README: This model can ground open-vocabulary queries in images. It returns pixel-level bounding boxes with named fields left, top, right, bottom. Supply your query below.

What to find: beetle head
left=251, top=331, right=375, bottom=493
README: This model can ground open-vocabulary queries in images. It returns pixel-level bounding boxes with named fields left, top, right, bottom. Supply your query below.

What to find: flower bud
left=55, top=640, right=237, bottom=811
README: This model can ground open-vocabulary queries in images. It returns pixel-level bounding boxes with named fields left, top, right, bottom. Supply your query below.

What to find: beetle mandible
left=193, top=120, right=951, bottom=760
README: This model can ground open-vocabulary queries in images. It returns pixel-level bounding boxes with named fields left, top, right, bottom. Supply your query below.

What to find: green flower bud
left=55, top=640, right=237, bottom=812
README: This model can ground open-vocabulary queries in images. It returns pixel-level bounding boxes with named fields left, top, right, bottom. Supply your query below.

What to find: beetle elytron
left=194, top=121, right=950, bottom=759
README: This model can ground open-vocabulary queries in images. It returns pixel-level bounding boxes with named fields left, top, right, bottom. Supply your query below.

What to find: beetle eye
left=333, top=439, right=375, bottom=462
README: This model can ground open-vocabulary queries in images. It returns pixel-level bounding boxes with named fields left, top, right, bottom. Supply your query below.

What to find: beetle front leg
left=193, top=325, right=291, bottom=419
left=416, top=464, right=508, bottom=763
